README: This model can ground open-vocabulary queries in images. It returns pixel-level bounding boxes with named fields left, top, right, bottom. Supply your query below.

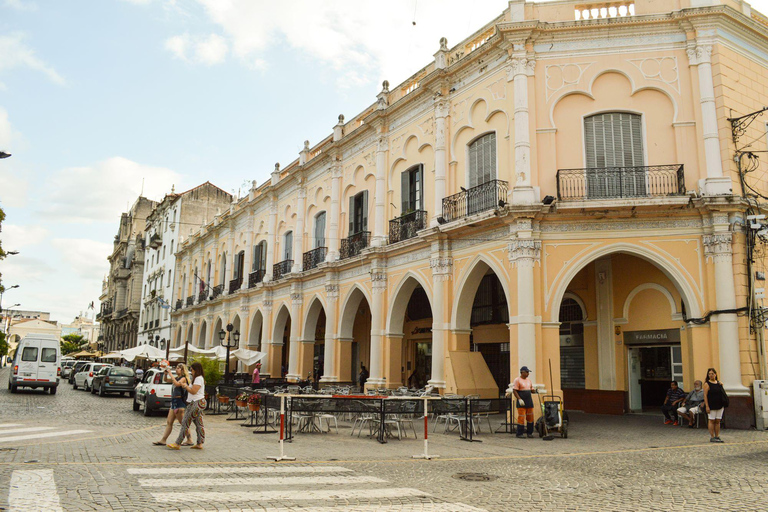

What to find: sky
left=0, top=0, right=513, bottom=323
left=1, top=0, right=768, bottom=324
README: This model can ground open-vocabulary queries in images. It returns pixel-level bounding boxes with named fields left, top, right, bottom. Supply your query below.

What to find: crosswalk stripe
left=140, top=475, right=385, bottom=488
left=9, top=469, right=63, bottom=512
left=0, top=424, right=23, bottom=428
left=0, top=427, right=57, bottom=435
left=0, top=430, right=91, bottom=444
left=178, top=505, right=488, bottom=512
left=128, top=465, right=354, bottom=475
left=153, top=488, right=430, bottom=503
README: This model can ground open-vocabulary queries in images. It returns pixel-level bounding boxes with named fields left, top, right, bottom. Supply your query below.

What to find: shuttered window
left=348, top=191, right=369, bottom=235
left=253, top=241, right=267, bottom=271
left=401, top=164, right=424, bottom=213
left=584, top=113, right=645, bottom=198
left=283, top=232, right=293, bottom=261
left=468, top=133, right=496, bottom=188
left=314, top=212, right=326, bottom=248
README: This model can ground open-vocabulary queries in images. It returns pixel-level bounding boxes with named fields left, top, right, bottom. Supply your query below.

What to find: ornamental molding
left=545, top=62, right=593, bottom=101
left=508, top=239, right=541, bottom=267
left=290, top=292, right=303, bottom=304
left=540, top=218, right=703, bottom=233
left=452, top=226, right=508, bottom=250
left=370, top=270, right=388, bottom=293
left=434, top=98, right=449, bottom=119
left=628, top=56, right=679, bottom=93
left=340, top=263, right=370, bottom=280
left=325, top=284, right=339, bottom=302
left=376, top=135, right=389, bottom=153
left=388, top=248, right=431, bottom=268
left=430, top=257, right=453, bottom=281
left=686, top=44, right=712, bottom=66
left=703, top=233, right=732, bottom=263
left=505, top=56, right=535, bottom=81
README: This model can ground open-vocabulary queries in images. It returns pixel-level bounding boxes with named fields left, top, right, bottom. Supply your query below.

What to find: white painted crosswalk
left=9, top=469, right=63, bottom=512
left=136, top=464, right=488, bottom=511
left=0, top=423, right=92, bottom=444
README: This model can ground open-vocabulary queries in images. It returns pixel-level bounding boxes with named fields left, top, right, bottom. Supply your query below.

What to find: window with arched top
left=283, top=231, right=293, bottom=261
left=315, top=212, right=326, bottom=248
left=559, top=297, right=585, bottom=389
left=468, top=133, right=496, bottom=188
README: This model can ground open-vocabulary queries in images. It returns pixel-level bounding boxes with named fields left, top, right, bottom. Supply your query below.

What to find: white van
left=8, top=334, right=61, bottom=394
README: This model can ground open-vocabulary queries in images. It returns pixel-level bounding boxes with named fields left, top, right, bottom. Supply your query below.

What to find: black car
left=92, top=366, right=136, bottom=397
left=68, top=361, right=89, bottom=384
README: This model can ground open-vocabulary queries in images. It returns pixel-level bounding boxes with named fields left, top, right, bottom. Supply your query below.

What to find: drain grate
left=452, top=473, right=497, bottom=482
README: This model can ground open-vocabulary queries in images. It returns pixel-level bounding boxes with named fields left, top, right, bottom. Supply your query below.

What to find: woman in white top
left=167, top=361, right=206, bottom=450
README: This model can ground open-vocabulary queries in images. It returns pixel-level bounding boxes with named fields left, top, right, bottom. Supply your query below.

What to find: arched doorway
left=272, top=305, right=291, bottom=379
left=303, top=297, right=326, bottom=385
left=248, top=311, right=264, bottom=350
left=230, top=314, right=241, bottom=374
left=339, top=286, right=372, bottom=386
left=211, top=318, right=223, bottom=348
left=387, top=274, right=433, bottom=388
left=197, top=321, right=207, bottom=349
left=551, top=249, right=697, bottom=415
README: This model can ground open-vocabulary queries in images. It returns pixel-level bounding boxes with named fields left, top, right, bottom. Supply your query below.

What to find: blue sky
left=0, top=0, right=513, bottom=322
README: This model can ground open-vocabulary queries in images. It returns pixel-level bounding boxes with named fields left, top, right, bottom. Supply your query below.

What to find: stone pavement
left=1, top=366, right=767, bottom=511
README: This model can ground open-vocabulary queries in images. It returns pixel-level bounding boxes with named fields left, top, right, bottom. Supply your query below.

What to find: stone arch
left=548, top=243, right=701, bottom=323
left=211, top=317, right=223, bottom=348
left=272, top=304, right=291, bottom=346
left=339, top=284, right=372, bottom=339
left=386, top=271, right=433, bottom=335
left=303, top=295, right=327, bottom=340
left=562, top=291, right=588, bottom=321
left=197, top=320, right=207, bottom=348
left=452, top=254, right=512, bottom=331
left=621, top=282, right=681, bottom=322
left=248, top=309, right=264, bottom=349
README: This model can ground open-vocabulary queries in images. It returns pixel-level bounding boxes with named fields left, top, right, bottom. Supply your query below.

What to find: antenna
left=140, top=177, right=145, bottom=197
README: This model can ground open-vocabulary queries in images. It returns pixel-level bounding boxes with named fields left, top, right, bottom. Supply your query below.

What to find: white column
left=507, top=227, right=541, bottom=391
left=320, top=283, right=339, bottom=382
left=704, top=231, right=749, bottom=394
left=292, top=184, right=306, bottom=273
left=432, top=99, right=448, bottom=227
left=241, top=228, right=253, bottom=291
left=264, top=196, right=277, bottom=282
left=429, top=255, right=452, bottom=389
left=507, top=56, right=539, bottom=204
left=286, top=291, right=302, bottom=381
left=327, top=163, right=342, bottom=262
left=687, top=44, right=732, bottom=196
left=594, top=257, right=616, bottom=390
left=260, top=298, right=272, bottom=377
left=372, top=135, right=388, bottom=247
left=367, top=266, right=387, bottom=386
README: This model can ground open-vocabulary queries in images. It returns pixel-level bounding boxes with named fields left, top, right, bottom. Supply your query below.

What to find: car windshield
left=110, top=368, right=134, bottom=377
left=93, top=365, right=109, bottom=371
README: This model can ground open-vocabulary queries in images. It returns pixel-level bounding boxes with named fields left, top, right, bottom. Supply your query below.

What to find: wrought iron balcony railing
left=303, top=247, right=327, bottom=271
left=389, top=210, right=427, bottom=244
left=175, top=299, right=182, bottom=310
left=441, top=180, right=508, bottom=223
left=115, top=308, right=128, bottom=319
left=198, top=290, right=207, bottom=303
left=212, top=284, right=224, bottom=299
left=229, top=277, right=243, bottom=294
left=186, top=296, right=194, bottom=307
left=556, top=165, right=685, bottom=201
left=249, top=269, right=265, bottom=288
left=340, top=231, right=371, bottom=259
left=273, top=260, right=293, bottom=280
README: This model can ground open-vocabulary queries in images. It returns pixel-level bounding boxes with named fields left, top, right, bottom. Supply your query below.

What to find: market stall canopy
left=168, top=345, right=265, bottom=365
left=69, top=350, right=98, bottom=358
left=119, top=344, right=166, bottom=362
left=100, top=352, right=125, bottom=360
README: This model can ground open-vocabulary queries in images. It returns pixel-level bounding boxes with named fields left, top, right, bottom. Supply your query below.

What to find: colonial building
left=171, top=0, right=768, bottom=427
left=137, top=183, right=232, bottom=350
left=98, top=196, right=156, bottom=352
left=61, top=314, right=100, bottom=344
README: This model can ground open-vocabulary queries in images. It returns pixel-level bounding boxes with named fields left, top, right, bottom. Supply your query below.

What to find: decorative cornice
left=508, top=239, right=541, bottom=267
left=430, top=257, right=453, bottom=281
left=370, top=269, right=388, bottom=293
left=703, top=233, right=732, bottom=263
left=686, top=43, right=712, bottom=66
left=325, top=284, right=339, bottom=302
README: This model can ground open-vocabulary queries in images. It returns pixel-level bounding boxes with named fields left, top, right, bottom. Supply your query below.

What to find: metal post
left=268, top=395, right=295, bottom=461
left=413, top=396, right=439, bottom=460
left=378, top=398, right=386, bottom=444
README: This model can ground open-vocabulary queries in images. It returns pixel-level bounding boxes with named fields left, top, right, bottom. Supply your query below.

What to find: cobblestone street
left=1, top=367, right=768, bottom=511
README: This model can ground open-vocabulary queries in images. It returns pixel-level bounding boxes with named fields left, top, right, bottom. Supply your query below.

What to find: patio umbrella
left=120, top=344, right=166, bottom=362
left=100, top=352, right=124, bottom=360
left=231, top=348, right=266, bottom=366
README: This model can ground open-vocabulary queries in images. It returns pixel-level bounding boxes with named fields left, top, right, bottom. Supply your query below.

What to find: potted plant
left=247, top=393, right=261, bottom=412
left=217, top=393, right=230, bottom=404
left=236, top=392, right=248, bottom=408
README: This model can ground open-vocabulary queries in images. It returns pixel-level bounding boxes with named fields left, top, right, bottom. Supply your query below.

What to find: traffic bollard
left=413, top=396, right=439, bottom=460
left=267, top=395, right=295, bottom=461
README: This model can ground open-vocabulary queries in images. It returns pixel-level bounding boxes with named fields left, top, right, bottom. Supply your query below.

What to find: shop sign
left=623, top=329, right=681, bottom=346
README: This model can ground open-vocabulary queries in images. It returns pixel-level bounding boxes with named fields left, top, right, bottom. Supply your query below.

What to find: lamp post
left=0, top=285, right=19, bottom=329
left=218, top=323, right=239, bottom=385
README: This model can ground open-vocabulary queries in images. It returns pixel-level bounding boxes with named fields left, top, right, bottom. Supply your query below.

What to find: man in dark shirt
left=662, top=381, right=686, bottom=425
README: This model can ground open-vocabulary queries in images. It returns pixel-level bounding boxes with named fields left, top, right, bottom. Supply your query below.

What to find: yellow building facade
left=171, top=0, right=768, bottom=428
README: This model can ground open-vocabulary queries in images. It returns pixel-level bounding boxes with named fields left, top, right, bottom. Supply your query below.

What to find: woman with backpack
left=167, top=361, right=206, bottom=450
left=703, top=367, right=728, bottom=443
left=153, top=363, right=193, bottom=446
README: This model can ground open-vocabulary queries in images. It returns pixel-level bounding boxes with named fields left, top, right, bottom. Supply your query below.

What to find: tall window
left=401, top=164, right=423, bottom=213
left=584, top=113, right=645, bottom=198
left=220, top=254, right=227, bottom=285
left=348, top=191, right=368, bottom=235
left=283, top=231, right=293, bottom=261
left=314, top=212, right=326, bottom=248
left=470, top=272, right=508, bottom=325
left=253, top=241, right=267, bottom=272
left=468, top=133, right=496, bottom=188
left=559, top=297, right=585, bottom=389
left=234, top=251, right=245, bottom=280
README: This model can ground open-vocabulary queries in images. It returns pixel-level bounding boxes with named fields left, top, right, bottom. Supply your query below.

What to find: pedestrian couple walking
left=155, top=361, right=206, bottom=450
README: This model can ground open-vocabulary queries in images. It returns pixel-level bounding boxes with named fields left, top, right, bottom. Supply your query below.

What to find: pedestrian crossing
left=134, top=464, right=488, bottom=511
left=0, top=423, right=91, bottom=444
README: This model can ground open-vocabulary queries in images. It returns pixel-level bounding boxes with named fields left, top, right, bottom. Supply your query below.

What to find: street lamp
left=0, top=151, right=10, bottom=159
left=0, top=284, right=19, bottom=324
left=218, top=323, right=239, bottom=384
left=154, top=334, right=160, bottom=349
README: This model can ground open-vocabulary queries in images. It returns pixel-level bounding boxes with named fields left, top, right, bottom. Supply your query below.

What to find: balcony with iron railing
left=186, top=296, right=194, bottom=307
left=229, top=276, right=243, bottom=294
left=198, top=290, right=207, bottom=303
left=249, top=269, right=265, bottom=288
left=212, top=284, right=224, bottom=299
left=556, top=165, right=685, bottom=201
left=175, top=299, right=182, bottom=310
left=273, top=260, right=293, bottom=280
left=389, top=210, right=427, bottom=244
left=115, top=308, right=128, bottom=319
left=303, top=247, right=327, bottom=271
left=340, top=231, right=371, bottom=260
left=441, top=180, right=508, bottom=223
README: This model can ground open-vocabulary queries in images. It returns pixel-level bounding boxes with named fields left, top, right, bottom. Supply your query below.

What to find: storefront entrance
left=626, top=329, right=683, bottom=412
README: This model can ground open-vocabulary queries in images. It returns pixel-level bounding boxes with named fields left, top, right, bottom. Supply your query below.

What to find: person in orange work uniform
left=512, top=366, right=536, bottom=438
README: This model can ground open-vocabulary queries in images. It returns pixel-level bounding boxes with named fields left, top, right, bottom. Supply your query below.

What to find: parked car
left=60, top=360, right=77, bottom=379
left=92, top=366, right=136, bottom=397
left=8, top=334, right=61, bottom=394
left=68, top=361, right=89, bottom=384
left=133, top=368, right=172, bottom=416
left=73, top=363, right=112, bottom=391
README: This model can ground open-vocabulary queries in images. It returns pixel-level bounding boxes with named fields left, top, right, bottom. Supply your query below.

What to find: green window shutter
left=401, top=170, right=410, bottom=213
left=362, top=190, right=369, bottom=232
left=349, top=196, right=355, bottom=235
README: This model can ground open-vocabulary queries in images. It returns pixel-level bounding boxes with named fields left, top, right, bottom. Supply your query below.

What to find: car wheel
left=9, top=383, right=17, bottom=393
left=99, top=386, right=105, bottom=397
left=133, top=397, right=140, bottom=411
left=50, top=386, right=57, bottom=395
left=85, top=382, right=90, bottom=392
left=143, top=400, right=152, bottom=417
left=129, top=391, right=135, bottom=398
left=72, top=381, right=78, bottom=390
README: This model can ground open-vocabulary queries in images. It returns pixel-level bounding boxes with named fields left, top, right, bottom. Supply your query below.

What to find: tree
left=0, top=331, right=8, bottom=358
left=61, top=334, right=87, bottom=355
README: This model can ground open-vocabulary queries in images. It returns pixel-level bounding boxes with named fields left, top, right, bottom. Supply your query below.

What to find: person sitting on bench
left=676, top=380, right=705, bottom=428
left=662, top=380, right=686, bottom=425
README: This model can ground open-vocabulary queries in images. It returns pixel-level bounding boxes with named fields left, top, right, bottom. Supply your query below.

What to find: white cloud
left=51, top=238, right=112, bottom=281
left=3, top=0, right=37, bottom=10
left=164, top=32, right=227, bottom=65
left=0, top=32, right=66, bottom=86
left=41, top=156, right=182, bottom=223
left=1, top=224, right=48, bottom=250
